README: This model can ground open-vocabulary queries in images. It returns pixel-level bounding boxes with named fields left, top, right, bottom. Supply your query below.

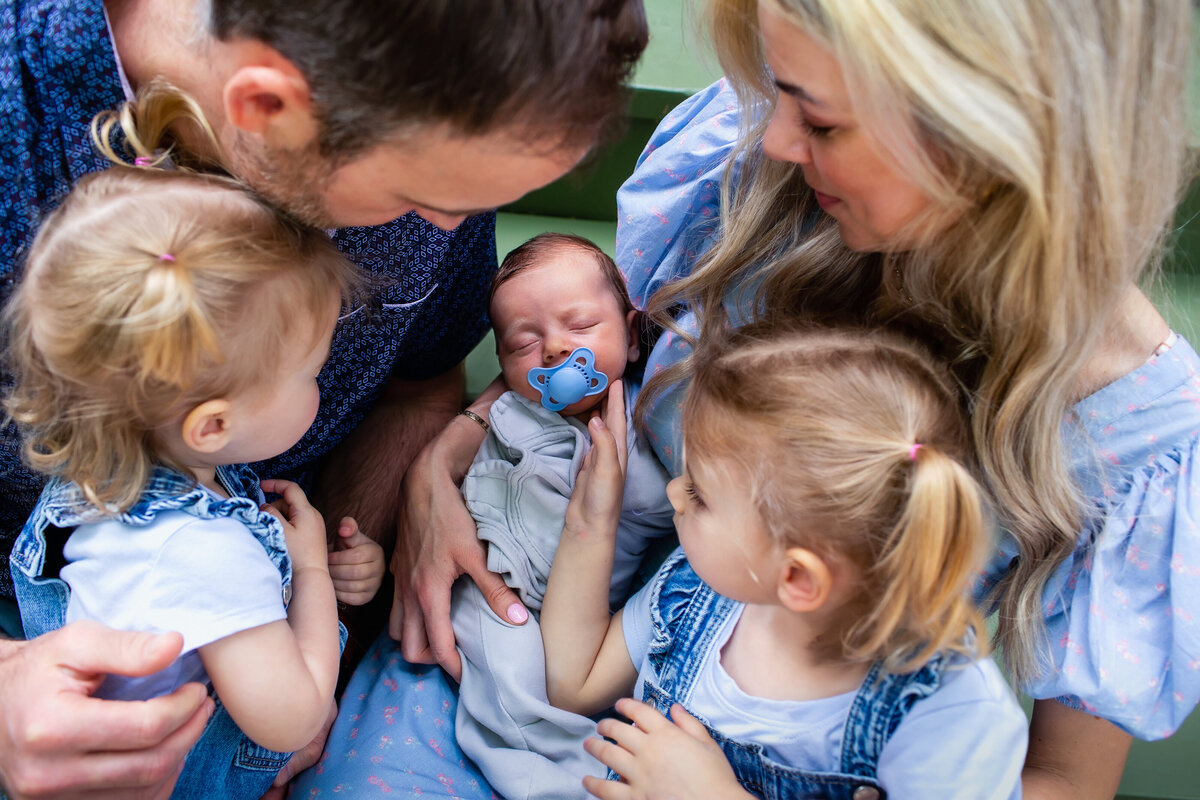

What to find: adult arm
left=390, top=374, right=528, bottom=681
left=0, top=622, right=212, bottom=800
left=1022, top=699, right=1131, bottom=800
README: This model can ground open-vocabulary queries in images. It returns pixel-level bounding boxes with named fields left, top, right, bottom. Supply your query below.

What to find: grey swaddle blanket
left=452, top=385, right=675, bottom=800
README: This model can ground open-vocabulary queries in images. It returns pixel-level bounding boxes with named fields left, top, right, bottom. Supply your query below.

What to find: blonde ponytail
left=91, top=78, right=223, bottom=171
left=683, top=322, right=989, bottom=670
left=846, top=445, right=988, bottom=672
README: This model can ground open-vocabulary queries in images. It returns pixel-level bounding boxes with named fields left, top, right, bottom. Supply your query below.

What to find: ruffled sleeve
left=616, top=79, right=742, bottom=311
left=982, top=338, right=1200, bottom=740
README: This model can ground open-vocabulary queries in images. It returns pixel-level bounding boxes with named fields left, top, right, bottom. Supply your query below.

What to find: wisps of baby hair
left=491, top=232, right=634, bottom=316
left=3, top=163, right=360, bottom=513
left=683, top=322, right=989, bottom=673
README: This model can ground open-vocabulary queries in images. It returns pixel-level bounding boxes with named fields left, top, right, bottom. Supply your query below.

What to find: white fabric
left=62, top=507, right=286, bottom=700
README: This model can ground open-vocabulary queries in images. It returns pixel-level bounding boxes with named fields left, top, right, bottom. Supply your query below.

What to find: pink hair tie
left=908, top=443, right=923, bottom=461
left=134, top=156, right=153, bottom=166
left=159, top=253, right=176, bottom=263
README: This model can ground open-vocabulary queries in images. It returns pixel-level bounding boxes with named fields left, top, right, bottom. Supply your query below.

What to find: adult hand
left=0, top=621, right=213, bottom=800
left=390, top=403, right=526, bottom=682
left=259, top=698, right=337, bottom=800
left=583, top=698, right=753, bottom=800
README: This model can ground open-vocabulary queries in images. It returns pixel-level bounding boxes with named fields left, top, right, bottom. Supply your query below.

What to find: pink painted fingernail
left=507, top=603, right=529, bottom=624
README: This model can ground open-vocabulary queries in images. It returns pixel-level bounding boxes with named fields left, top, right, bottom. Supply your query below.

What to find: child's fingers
left=334, top=517, right=361, bottom=544
left=328, top=563, right=382, bottom=585
left=327, top=546, right=383, bottom=568
left=259, top=479, right=314, bottom=514
left=595, top=716, right=649, bottom=755
left=603, top=380, right=628, bottom=472
left=669, top=702, right=712, bottom=742
left=583, top=735, right=636, bottom=783
left=613, top=697, right=672, bottom=732
left=582, top=772, right=630, bottom=800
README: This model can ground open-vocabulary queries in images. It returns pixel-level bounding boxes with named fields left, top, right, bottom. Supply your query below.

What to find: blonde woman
left=612, top=0, right=1194, bottom=797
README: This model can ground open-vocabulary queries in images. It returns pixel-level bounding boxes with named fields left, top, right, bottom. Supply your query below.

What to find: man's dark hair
left=209, top=0, right=648, bottom=158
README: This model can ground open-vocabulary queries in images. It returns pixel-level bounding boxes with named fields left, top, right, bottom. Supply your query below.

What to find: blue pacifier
left=527, top=347, right=609, bottom=412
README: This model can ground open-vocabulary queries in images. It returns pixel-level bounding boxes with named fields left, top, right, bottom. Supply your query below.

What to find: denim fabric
left=629, top=550, right=945, bottom=800
left=7, top=463, right=330, bottom=800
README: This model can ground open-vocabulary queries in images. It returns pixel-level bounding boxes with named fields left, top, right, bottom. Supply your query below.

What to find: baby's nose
left=543, top=344, right=571, bottom=364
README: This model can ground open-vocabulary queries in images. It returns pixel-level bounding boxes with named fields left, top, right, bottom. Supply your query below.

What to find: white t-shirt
left=61, top=505, right=287, bottom=700
left=622, top=583, right=1027, bottom=800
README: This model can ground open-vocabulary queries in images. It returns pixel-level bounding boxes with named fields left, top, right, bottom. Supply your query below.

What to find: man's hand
left=0, top=621, right=213, bottom=800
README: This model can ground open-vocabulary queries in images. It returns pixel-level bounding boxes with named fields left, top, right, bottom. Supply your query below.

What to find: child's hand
left=260, top=479, right=327, bottom=571
left=327, top=517, right=385, bottom=605
left=564, top=381, right=628, bottom=541
left=582, top=698, right=751, bottom=800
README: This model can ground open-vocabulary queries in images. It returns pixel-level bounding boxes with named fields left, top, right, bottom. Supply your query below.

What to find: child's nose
left=665, top=477, right=686, bottom=514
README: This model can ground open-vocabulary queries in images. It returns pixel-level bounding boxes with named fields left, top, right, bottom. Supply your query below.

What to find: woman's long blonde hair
left=644, top=0, right=1193, bottom=684
left=684, top=323, right=989, bottom=672
left=3, top=163, right=359, bottom=513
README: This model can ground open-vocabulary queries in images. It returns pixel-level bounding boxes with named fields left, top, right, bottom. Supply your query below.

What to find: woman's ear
left=222, top=50, right=317, bottom=150
left=181, top=399, right=234, bottom=454
left=626, top=309, right=641, bottom=362
left=777, top=547, right=834, bottom=613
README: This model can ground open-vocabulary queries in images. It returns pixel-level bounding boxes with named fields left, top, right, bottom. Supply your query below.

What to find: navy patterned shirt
left=0, top=0, right=498, bottom=598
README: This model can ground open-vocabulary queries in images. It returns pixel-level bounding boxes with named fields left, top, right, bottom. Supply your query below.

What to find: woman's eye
left=797, top=113, right=835, bottom=138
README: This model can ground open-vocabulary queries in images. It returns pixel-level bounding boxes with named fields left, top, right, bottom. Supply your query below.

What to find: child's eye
left=511, top=340, right=538, bottom=353
left=685, top=480, right=706, bottom=509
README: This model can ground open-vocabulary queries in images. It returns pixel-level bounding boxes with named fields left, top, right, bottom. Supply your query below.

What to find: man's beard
left=228, top=133, right=339, bottom=229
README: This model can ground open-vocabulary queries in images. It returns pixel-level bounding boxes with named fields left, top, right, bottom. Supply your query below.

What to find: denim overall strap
left=637, top=551, right=892, bottom=800
left=645, top=550, right=739, bottom=701
left=838, top=657, right=945, bottom=780
left=8, top=466, right=304, bottom=800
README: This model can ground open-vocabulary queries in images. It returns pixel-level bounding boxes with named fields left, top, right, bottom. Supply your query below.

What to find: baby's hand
left=582, top=698, right=751, bottom=800
left=260, top=479, right=327, bottom=572
left=328, top=517, right=385, bottom=605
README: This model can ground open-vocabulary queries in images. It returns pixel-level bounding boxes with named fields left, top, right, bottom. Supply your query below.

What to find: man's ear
left=181, top=399, right=234, bottom=454
left=777, top=547, right=834, bottom=613
left=625, top=309, right=641, bottom=362
left=223, top=53, right=316, bottom=149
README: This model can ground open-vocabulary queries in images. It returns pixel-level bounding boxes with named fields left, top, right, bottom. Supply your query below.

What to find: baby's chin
left=560, top=395, right=605, bottom=419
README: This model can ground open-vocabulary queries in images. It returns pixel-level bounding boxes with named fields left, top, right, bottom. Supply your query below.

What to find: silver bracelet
left=457, top=408, right=490, bottom=434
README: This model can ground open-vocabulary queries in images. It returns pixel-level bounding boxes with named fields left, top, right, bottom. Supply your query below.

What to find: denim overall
left=633, top=551, right=947, bottom=800
left=9, top=464, right=338, bottom=800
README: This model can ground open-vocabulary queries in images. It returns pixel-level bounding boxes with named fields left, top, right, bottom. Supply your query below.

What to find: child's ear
left=181, top=399, right=234, bottom=454
left=777, top=547, right=834, bottom=613
left=625, top=309, right=641, bottom=362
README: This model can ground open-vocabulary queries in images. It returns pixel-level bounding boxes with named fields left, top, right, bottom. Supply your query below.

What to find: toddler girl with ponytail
left=4, top=161, right=382, bottom=798
left=540, top=322, right=1027, bottom=800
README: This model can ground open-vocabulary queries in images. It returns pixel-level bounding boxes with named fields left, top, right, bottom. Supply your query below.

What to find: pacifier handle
left=527, top=347, right=609, bottom=412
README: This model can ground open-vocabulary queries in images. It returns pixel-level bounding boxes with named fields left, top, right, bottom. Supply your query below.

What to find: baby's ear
left=625, top=309, right=641, bottom=362
left=181, top=399, right=234, bottom=454
left=777, top=547, right=834, bottom=613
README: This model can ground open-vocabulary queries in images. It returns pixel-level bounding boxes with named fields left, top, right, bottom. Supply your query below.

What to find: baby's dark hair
left=490, top=232, right=634, bottom=316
